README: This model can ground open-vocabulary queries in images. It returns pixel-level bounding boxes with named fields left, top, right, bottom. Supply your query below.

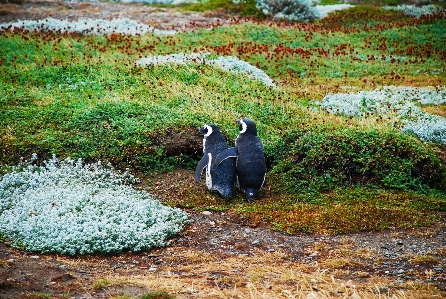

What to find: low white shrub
left=384, top=4, right=443, bottom=17
left=0, top=17, right=176, bottom=36
left=136, top=52, right=276, bottom=87
left=317, top=86, right=446, bottom=145
left=315, top=4, right=353, bottom=18
left=256, top=0, right=321, bottom=22
left=0, top=155, right=189, bottom=255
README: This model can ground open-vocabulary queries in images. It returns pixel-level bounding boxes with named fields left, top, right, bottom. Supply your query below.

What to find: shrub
left=270, top=127, right=446, bottom=193
left=136, top=52, right=276, bottom=87
left=255, top=0, right=321, bottom=22
left=384, top=5, right=443, bottom=18
left=0, top=154, right=189, bottom=255
left=316, top=86, right=446, bottom=145
left=0, top=17, right=176, bottom=36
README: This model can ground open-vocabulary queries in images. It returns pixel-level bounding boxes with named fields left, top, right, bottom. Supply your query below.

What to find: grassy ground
left=1, top=5, right=446, bottom=235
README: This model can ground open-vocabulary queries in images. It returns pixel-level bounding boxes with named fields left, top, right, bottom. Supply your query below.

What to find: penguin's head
left=199, top=124, right=215, bottom=138
left=199, top=124, right=224, bottom=152
left=236, top=119, right=257, bottom=136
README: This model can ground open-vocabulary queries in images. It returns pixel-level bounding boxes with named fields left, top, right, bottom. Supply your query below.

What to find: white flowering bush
left=0, top=17, right=176, bottom=36
left=256, top=0, right=321, bottom=22
left=315, top=4, right=353, bottom=18
left=316, top=86, right=446, bottom=145
left=384, top=5, right=443, bottom=17
left=0, top=154, right=189, bottom=255
left=136, top=52, right=276, bottom=87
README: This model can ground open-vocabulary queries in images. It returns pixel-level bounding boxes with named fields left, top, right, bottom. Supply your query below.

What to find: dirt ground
left=0, top=1, right=445, bottom=298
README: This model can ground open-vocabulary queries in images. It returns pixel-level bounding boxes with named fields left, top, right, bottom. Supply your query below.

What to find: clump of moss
left=270, top=126, right=446, bottom=193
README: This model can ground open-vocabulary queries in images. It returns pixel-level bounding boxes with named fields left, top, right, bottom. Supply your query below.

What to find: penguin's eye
left=203, top=128, right=208, bottom=134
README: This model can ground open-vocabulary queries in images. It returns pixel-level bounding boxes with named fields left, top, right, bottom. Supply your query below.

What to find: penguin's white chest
left=205, top=153, right=212, bottom=190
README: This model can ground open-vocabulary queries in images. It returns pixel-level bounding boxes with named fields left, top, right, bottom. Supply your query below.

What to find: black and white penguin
left=195, top=124, right=236, bottom=198
left=216, top=119, right=267, bottom=201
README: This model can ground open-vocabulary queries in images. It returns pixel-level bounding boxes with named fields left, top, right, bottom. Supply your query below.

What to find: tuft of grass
left=323, top=258, right=355, bottom=269
left=177, top=0, right=263, bottom=17
left=408, top=255, right=441, bottom=265
left=26, top=293, right=52, bottom=299
left=141, top=291, right=175, bottom=299
left=91, top=279, right=113, bottom=290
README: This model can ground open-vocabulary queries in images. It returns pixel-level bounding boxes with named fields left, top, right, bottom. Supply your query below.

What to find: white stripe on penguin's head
left=238, top=119, right=247, bottom=134
left=203, top=124, right=213, bottom=137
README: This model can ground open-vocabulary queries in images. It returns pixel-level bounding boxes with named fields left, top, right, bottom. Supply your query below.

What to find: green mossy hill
left=270, top=126, right=446, bottom=193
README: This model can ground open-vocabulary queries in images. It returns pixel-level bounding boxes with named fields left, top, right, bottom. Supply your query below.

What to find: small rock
left=148, top=266, right=157, bottom=271
left=252, top=240, right=260, bottom=245
left=434, top=267, right=444, bottom=272
left=30, top=255, right=40, bottom=259
left=265, top=283, right=272, bottom=289
left=244, top=228, right=251, bottom=234
left=309, top=252, right=318, bottom=258
left=8, top=259, right=15, bottom=263
left=268, top=249, right=275, bottom=253
left=202, top=211, right=212, bottom=216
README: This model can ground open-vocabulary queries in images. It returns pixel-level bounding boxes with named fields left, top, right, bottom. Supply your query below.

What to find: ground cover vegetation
left=0, top=3, right=445, bottom=240
left=0, top=154, right=189, bottom=255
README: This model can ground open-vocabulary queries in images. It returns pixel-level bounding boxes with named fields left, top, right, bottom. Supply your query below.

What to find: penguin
left=195, top=124, right=236, bottom=198
left=215, top=119, right=267, bottom=202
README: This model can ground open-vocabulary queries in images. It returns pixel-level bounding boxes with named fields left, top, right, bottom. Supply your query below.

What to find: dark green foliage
left=271, top=127, right=446, bottom=193
left=178, top=0, right=264, bottom=17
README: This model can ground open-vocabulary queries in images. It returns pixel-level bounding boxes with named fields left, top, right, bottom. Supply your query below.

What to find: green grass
left=141, top=291, right=175, bottom=299
left=1, top=6, right=445, bottom=234
left=171, top=0, right=263, bottom=17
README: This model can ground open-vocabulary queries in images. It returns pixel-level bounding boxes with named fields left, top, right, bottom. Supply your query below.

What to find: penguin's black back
left=236, top=134, right=266, bottom=190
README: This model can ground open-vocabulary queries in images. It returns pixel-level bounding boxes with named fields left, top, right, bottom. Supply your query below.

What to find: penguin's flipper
left=215, top=147, right=238, bottom=165
left=194, top=155, right=209, bottom=183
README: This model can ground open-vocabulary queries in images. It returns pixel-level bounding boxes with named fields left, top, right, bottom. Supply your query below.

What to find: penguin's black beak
left=199, top=127, right=204, bottom=133
left=236, top=119, right=241, bottom=125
